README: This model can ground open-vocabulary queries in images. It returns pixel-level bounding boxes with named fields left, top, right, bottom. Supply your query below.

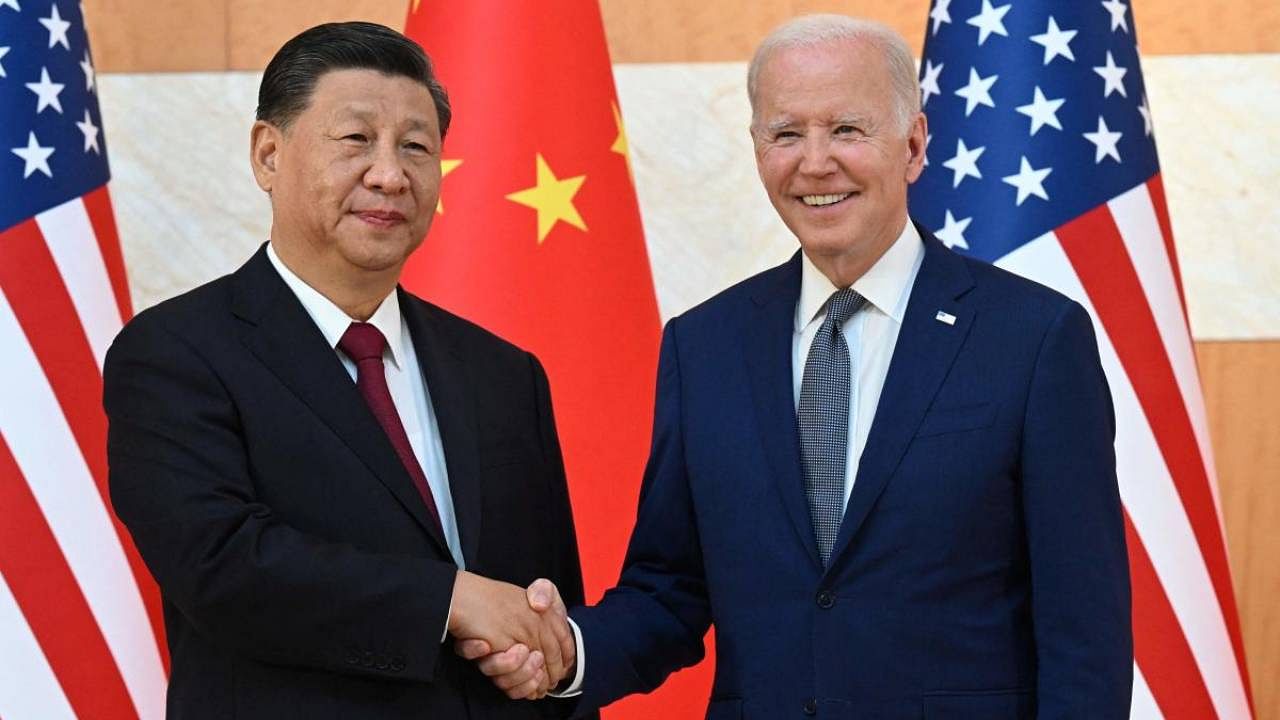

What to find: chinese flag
left=401, top=1, right=713, bottom=717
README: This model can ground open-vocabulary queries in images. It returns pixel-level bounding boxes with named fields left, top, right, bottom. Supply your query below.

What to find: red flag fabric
left=402, top=2, right=712, bottom=717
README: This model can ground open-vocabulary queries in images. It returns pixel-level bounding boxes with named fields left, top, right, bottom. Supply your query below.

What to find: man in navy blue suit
left=461, top=14, right=1132, bottom=718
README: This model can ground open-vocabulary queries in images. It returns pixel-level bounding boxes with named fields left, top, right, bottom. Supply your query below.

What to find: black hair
left=256, top=21, right=451, bottom=138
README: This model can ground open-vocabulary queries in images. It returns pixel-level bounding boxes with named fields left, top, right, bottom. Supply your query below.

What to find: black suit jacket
left=105, top=246, right=587, bottom=719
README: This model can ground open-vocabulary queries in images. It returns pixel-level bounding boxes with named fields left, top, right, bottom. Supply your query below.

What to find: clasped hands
left=447, top=571, right=574, bottom=700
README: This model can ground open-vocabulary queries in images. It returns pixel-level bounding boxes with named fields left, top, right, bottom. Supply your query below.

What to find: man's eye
left=342, top=134, right=368, bottom=143
left=403, top=141, right=428, bottom=152
left=775, top=131, right=800, bottom=141
left=834, top=125, right=857, bottom=135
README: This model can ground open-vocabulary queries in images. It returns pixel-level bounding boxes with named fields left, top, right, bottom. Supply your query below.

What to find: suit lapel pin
left=935, top=310, right=957, bottom=326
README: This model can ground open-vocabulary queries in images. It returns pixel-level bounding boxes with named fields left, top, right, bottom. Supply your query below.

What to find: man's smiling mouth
left=800, top=192, right=854, bottom=207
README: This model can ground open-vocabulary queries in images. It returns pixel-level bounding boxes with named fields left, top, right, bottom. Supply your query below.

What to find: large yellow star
left=505, top=154, right=587, bottom=244
left=411, top=0, right=421, bottom=12
left=611, top=101, right=631, bottom=175
left=435, top=159, right=462, bottom=215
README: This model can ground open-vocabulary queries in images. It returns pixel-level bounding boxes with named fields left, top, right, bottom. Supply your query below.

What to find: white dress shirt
left=560, top=222, right=925, bottom=697
left=265, top=243, right=465, bottom=570
left=793, top=220, right=924, bottom=503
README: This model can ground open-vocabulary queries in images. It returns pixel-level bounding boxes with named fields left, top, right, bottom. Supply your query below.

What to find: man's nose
left=798, top=135, right=836, bottom=176
left=364, top=142, right=409, bottom=194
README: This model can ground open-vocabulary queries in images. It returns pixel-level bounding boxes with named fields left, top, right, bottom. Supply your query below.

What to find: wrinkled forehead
left=304, top=69, right=439, bottom=130
left=326, top=104, right=438, bottom=132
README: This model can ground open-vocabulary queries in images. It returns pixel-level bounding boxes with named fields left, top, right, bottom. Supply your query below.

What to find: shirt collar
left=795, top=220, right=924, bottom=332
left=266, top=242, right=406, bottom=369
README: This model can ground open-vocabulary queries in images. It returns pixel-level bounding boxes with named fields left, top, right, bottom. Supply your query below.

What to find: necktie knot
left=823, top=288, right=867, bottom=333
left=338, top=322, right=387, bottom=363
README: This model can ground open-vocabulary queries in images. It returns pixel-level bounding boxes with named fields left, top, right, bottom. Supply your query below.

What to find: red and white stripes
left=996, top=175, right=1252, bottom=720
left=0, top=569, right=77, bottom=720
left=0, top=191, right=167, bottom=719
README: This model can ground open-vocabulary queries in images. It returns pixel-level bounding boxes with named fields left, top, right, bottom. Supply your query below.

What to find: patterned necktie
left=798, top=288, right=868, bottom=566
left=338, top=322, right=442, bottom=532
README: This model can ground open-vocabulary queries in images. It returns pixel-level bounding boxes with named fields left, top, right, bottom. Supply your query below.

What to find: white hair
left=747, top=14, right=921, bottom=134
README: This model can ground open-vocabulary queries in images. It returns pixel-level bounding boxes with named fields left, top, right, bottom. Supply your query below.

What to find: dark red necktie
left=338, top=322, right=442, bottom=532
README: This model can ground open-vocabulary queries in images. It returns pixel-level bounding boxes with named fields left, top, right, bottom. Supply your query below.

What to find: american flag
left=910, top=1, right=1253, bottom=718
left=0, top=1, right=167, bottom=717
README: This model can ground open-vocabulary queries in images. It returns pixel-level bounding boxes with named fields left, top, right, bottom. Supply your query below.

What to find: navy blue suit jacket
left=571, top=231, right=1132, bottom=719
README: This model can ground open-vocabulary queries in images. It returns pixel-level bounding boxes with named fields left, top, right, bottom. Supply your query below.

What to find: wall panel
left=599, top=1, right=924, bottom=65
left=83, top=0, right=227, bottom=72
left=225, top=0, right=407, bottom=70
left=1197, top=340, right=1280, bottom=719
left=598, top=0, right=1280, bottom=61
left=84, top=0, right=1280, bottom=72
left=1136, top=1, right=1280, bottom=57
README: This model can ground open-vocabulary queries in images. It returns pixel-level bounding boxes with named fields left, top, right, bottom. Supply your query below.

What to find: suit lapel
left=230, top=247, right=450, bottom=555
left=828, top=234, right=976, bottom=568
left=743, top=254, right=823, bottom=570
left=398, top=291, right=484, bottom=570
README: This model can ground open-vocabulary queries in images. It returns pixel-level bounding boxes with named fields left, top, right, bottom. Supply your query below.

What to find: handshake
left=447, top=571, right=576, bottom=700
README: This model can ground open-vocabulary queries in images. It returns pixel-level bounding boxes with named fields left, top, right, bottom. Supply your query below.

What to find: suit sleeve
left=529, top=353, right=588, bottom=613
left=104, top=312, right=458, bottom=683
left=569, top=319, right=711, bottom=714
left=1021, top=300, right=1133, bottom=718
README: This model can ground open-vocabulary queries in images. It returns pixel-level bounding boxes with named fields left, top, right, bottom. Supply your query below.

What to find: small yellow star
left=435, top=159, right=462, bottom=215
left=412, top=0, right=421, bottom=12
left=611, top=101, right=631, bottom=175
left=505, top=153, right=587, bottom=244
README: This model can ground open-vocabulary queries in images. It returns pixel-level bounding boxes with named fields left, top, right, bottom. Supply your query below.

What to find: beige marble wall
left=1146, top=55, right=1280, bottom=340
left=100, top=56, right=1279, bottom=338
left=99, top=73, right=269, bottom=307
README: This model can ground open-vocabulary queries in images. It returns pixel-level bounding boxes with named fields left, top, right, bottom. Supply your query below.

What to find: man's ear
left=249, top=120, right=282, bottom=193
left=904, top=111, right=928, bottom=184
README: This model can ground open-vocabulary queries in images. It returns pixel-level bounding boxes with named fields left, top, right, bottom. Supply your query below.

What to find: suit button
left=802, top=698, right=818, bottom=715
left=816, top=590, right=835, bottom=609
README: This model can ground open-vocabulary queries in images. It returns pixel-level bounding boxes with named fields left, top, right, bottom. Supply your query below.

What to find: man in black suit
left=105, top=22, right=581, bottom=718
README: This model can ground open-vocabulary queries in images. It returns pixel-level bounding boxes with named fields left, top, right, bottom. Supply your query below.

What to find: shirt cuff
left=548, top=616, right=585, bottom=697
left=441, top=593, right=453, bottom=643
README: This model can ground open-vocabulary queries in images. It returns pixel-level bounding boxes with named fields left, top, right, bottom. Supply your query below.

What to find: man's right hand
left=454, top=578, right=576, bottom=700
left=447, top=572, right=572, bottom=694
